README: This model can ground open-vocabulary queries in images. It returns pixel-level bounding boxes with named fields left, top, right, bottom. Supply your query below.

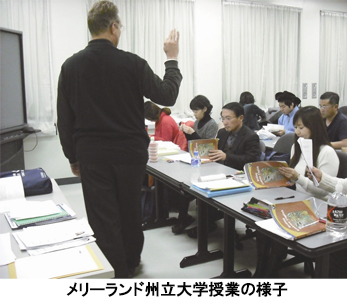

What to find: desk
left=147, top=158, right=347, bottom=278
left=0, top=179, right=114, bottom=279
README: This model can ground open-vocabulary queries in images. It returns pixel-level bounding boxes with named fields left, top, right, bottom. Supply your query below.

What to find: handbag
left=0, top=168, right=53, bottom=196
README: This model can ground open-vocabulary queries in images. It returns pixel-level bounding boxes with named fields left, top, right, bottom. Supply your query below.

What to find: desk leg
left=142, top=179, right=177, bottom=230
left=180, top=198, right=223, bottom=268
left=314, top=254, right=329, bottom=278
left=215, top=213, right=252, bottom=278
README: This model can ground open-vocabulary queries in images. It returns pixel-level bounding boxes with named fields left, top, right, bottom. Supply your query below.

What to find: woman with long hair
left=279, top=106, right=339, bottom=200
left=254, top=106, right=339, bottom=278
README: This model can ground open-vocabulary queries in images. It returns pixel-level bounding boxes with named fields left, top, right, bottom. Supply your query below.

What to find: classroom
left=1, top=0, right=347, bottom=283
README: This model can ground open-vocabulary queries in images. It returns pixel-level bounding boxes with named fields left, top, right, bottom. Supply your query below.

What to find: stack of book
left=190, top=173, right=253, bottom=198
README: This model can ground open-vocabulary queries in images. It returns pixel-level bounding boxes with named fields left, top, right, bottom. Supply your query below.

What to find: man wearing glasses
left=319, top=92, right=347, bottom=149
left=186, top=102, right=260, bottom=238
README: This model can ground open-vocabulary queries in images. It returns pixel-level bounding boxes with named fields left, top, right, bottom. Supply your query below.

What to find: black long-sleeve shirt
left=57, top=39, right=182, bottom=165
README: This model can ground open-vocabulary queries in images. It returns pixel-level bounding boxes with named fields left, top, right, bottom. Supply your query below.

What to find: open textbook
left=244, top=161, right=293, bottom=189
left=256, top=198, right=326, bottom=240
left=188, top=138, right=219, bottom=160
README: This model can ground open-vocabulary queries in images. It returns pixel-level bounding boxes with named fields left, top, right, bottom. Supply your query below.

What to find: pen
left=274, top=196, right=295, bottom=200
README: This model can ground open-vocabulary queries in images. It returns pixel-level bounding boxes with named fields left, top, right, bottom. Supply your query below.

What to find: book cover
left=188, top=138, right=219, bottom=160
left=269, top=199, right=326, bottom=240
left=244, top=161, right=293, bottom=189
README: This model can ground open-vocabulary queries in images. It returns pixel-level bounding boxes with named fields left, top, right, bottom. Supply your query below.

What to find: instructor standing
left=57, top=1, right=181, bottom=278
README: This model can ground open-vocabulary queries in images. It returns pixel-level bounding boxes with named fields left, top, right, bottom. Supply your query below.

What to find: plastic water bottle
left=191, top=150, right=201, bottom=168
left=326, top=192, right=347, bottom=237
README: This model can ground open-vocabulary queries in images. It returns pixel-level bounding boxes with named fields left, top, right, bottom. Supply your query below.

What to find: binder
left=4, top=203, right=76, bottom=229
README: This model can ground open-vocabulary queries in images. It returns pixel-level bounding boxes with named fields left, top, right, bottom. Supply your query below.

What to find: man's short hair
left=222, top=102, right=244, bottom=118
left=88, top=1, right=120, bottom=36
left=320, top=92, right=340, bottom=106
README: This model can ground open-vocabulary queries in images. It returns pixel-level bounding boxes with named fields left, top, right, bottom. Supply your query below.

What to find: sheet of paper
left=156, top=141, right=181, bottom=150
left=191, top=178, right=249, bottom=190
left=15, top=245, right=100, bottom=278
left=27, top=236, right=96, bottom=256
left=255, top=218, right=294, bottom=240
left=297, top=137, right=319, bottom=186
left=0, top=176, right=25, bottom=200
left=0, top=198, right=27, bottom=214
left=165, top=152, right=191, bottom=163
left=298, top=137, right=313, bottom=167
left=15, top=218, right=94, bottom=248
left=10, top=200, right=60, bottom=220
left=0, top=233, right=16, bottom=266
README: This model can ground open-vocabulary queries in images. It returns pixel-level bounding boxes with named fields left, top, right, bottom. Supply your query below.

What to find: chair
left=273, top=132, right=295, bottom=154
left=259, top=140, right=266, bottom=154
left=338, top=106, right=347, bottom=117
left=336, top=151, right=347, bottom=179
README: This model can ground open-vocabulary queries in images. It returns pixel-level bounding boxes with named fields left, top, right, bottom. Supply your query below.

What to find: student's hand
left=308, top=167, right=322, bottom=183
left=279, top=166, right=299, bottom=181
left=70, top=162, right=80, bottom=177
left=180, top=124, right=194, bottom=134
left=274, top=129, right=286, bottom=136
left=164, top=29, right=180, bottom=60
left=208, top=150, right=226, bottom=162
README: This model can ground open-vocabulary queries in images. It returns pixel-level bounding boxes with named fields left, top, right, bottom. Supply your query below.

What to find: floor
left=59, top=183, right=310, bottom=279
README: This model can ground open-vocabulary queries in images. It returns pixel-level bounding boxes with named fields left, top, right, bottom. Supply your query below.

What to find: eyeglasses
left=319, top=104, right=332, bottom=110
left=219, top=116, right=236, bottom=122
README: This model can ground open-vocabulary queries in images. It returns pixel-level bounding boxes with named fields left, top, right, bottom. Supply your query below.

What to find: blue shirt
left=278, top=106, right=299, bottom=133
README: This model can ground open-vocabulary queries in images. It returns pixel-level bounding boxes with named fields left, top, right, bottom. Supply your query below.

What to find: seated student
left=254, top=106, right=339, bottom=278
left=308, top=167, right=347, bottom=278
left=239, top=91, right=266, bottom=131
left=274, top=91, right=301, bottom=136
left=144, top=101, right=194, bottom=233
left=170, top=95, right=218, bottom=235
left=278, top=106, right=339, bottom=201
left=144, top=101, right=179, bottom=142
left=319, top=92, right=347, bottom=149
left=181, top=95, right=218, bottom=140
left=310, top=167, right=347, bottom=194
left=186, top=102, right=260, bottom=238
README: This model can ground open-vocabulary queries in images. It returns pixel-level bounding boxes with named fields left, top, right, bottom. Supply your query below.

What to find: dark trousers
left=79, top=162, right=146, bottom=278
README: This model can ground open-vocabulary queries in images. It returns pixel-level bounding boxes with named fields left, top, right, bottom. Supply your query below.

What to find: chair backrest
left=338, top=106, right=347, bottom=117
left=259, top=140, right=266, bottom=154
left=273, top=132, right=295, bottom=154
left=336, top=151, right=347, bottom=179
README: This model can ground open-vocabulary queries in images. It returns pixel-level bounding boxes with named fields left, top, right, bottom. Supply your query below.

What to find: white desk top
left=0, top=179, right=114, bottom=279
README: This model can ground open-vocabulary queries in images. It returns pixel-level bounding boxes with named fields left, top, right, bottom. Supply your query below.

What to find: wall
left=23, top=0, right=347, bottom=179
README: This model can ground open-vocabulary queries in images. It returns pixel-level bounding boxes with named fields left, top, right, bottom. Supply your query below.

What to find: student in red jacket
left=144, top=101, right=179, bottom=142
left=144, top=101, right=194, bottom=234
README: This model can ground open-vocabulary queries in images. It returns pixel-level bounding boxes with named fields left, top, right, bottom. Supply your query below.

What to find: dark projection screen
left=0, top=28, right=27, bottom=134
